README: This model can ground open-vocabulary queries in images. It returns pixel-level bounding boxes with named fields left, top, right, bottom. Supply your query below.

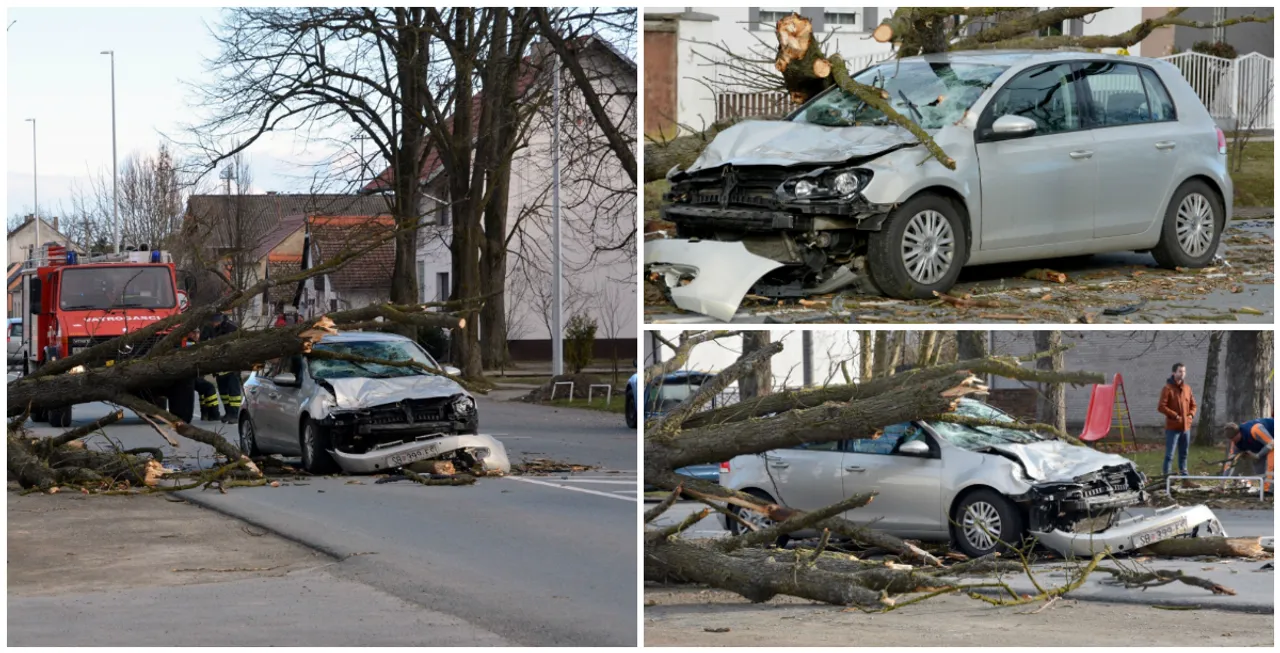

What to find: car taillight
left=1216, top=127, right=1227, bottom=155
left=719, top=461, right=730, bottom=474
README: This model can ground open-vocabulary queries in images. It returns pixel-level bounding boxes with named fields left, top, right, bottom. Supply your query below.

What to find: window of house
left=436, top=272, right=450, bottom=303
left=823, top=10, right=857, bottom=27
left=436, top=199, right=451, bottom=227
left=1038, top=19, right=1065, bottom=37
left=330, top=298, right=338, bottom=312
left=757, top=8, right=792, bottom=29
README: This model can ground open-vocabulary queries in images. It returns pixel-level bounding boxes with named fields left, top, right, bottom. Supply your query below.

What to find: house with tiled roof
left=7, top=216, right=82, bottom=314
left=365, top=36, right=638, bottom=360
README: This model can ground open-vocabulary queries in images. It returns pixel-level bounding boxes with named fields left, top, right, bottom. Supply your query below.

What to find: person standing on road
left=194, top=312, right=244, bottom=424
left=1223, top=418, right=1273, bottom=493
left=1157, top=362, right=1197, bottom=480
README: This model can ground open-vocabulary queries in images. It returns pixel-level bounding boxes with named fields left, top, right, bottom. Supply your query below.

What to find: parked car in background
left=632, top=370, right=725, bottom=488
left=240, top=331, right=510, bottom=476
left=7, top=318, right=23, bottom=366
left=648, top=51, right=1233, bottom=320
left=720, top=398, right=1224, bottom=557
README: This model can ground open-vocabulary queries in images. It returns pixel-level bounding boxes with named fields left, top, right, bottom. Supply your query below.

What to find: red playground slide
left=1080, top=374, right=1125, bottom=443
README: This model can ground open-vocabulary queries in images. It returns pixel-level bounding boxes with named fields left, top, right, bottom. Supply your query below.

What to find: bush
left=1192, top=40, right=1238, bottom=60
left=565, top=313, right=597, bottom=374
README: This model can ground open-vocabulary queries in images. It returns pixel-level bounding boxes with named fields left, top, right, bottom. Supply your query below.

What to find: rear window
left=9, top=322, right=21, bottom=338
left=1139, top=66, right=1177, bottom=121
left=1078, top=62, right=1176, bottom=127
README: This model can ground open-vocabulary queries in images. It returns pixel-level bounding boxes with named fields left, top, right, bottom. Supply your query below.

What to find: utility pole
left=551, top=54, right=564, bottom=376
left=102, top=50, right=119, bottom=253
left=25, top=118, right=39, bottom=256
left=802, top=330, right=814, bottom=387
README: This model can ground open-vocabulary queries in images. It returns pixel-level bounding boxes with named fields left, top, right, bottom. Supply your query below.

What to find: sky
left=5, top=7, right=338, bottom=225
left=650, top=330, right=867, bottom=391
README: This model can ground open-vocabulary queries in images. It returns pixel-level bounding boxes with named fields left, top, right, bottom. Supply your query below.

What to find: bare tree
left=595, top=282, right=634, bottom=385
left=1034, top=330, right=1066, bottom=434
left=1193, top=330, right=1224, bottom=447
left=957, top=331, right=988, bottom=360
left=738, top=331, right=773, bottom=399
left=1225, top=331, right=1274, bottom=423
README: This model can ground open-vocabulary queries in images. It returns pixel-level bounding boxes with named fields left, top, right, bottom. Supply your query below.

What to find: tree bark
left=1225, top=331, right=1272, bottom=422
left=1034, top=331, right=1066, bottom=434
left=1140, top=536, right=1266, bottom=559
left=956, top=331, right=987, bottom=360
left=859, top=331, right=873, bottom=381
left=1194, top=331, right=1224, bottom=447
left=738, top=332, right=773, bottom=400
left=872, top=332, right=891, bottom=378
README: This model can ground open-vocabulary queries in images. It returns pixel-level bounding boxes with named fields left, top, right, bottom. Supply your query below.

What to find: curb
left=967, top=585, right=1273, bottom=614
left=177, top=491, right=351, bottom=562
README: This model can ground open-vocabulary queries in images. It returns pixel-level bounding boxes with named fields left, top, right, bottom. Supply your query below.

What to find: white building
left=409, top=38, right=638, bottom=360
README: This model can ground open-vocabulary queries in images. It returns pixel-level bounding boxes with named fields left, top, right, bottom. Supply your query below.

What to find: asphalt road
left=652, top=500, right=1274, bottom=612
left=20, top=398, right=639, bottom=646
left=646, top=219, right=1274, bottom=324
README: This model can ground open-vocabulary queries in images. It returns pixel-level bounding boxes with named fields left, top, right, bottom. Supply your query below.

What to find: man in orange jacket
left=1223, top=418, right=1273, bottom=493
left=1157, top=362, right=1197, bottom=478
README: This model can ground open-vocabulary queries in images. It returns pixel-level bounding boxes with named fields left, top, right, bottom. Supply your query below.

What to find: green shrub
left=565, top=313, right=597, bottom=374
left=1191, top=40, right=1238, bottom=59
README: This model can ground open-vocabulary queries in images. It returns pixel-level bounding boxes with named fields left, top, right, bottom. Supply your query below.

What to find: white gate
left=1160, top=51, right=1274, bottom=130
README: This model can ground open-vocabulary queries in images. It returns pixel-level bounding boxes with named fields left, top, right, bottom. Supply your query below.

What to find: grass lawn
left=546, top=396, right=627, bottom=415
left=1117, top=443, right=1233, bottom=479
left=1227, top=140, right=1273, bottom=209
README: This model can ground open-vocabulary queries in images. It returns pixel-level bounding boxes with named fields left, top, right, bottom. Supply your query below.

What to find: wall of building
left=1176, top=8, right=1273, bottom=57
left=988, top=331, right=1232, bottom=430
left=7, top=219, right=79, bottom=267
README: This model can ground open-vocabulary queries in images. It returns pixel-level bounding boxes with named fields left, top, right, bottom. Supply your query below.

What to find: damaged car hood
left=322, top=375, right=466, bottom=410
left=685, top=120, right=918, bottom=173
left=983, top=440, right=1135, bottom=482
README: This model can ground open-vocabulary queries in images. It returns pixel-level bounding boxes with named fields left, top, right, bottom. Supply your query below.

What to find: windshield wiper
left=897, top=89, right=924, bottom=123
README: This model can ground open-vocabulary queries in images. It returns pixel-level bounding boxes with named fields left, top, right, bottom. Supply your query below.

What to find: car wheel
left=952, top=489, right=1025, bottom=558
left=868, top=193, right=968, bottom=299
left=239, top=414, right=261, bottom=457
left=47, top=406, right=73, bottom=428
left=1150, top=179, right=1224, bottom=269
left=625, top=392, right=637, bottom=430
left=727, top=488, right=790, bottom=547
left=299, top=418, right=340, bottom=475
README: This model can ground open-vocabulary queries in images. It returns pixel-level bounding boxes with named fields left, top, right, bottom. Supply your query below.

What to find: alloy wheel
left=962, top=501, right=1003, bottom=551
left=1175, top=193, right=1215, bottom=257
left=901, top=209, right=955, bottom=285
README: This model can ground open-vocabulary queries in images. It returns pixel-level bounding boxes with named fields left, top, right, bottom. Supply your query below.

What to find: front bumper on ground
left=329, top=432, right=511, bottom=475
left=645, top=239, right=784, bottom=322
left=1031, top=504, right=1225, bottom=557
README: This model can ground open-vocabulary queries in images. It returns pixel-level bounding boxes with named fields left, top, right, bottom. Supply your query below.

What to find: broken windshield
left=310, top=340, right=441, bottom=380
left=794, top=61, right=1007, bottom=129
left=927, top=398, right=1046, bottom=449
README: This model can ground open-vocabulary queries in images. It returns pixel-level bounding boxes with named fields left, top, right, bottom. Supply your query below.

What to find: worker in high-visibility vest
left=1223, top=418, right=1274, bottom=493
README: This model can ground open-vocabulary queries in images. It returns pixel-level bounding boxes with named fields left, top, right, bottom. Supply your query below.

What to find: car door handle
left=1155, top=141, right=1177, bottom=150
left=768, top=461, right=789, bottom=469
left=268, top=392, right=279, bottom=400
left=844, top=465, right=866, bottom=472
left=1068, top=150, right=1093, bottom=159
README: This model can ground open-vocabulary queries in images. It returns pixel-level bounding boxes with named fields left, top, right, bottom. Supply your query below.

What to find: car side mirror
left=899, top=440, right=930, bottom=456
left=991, top=114, right=1037, bottom=137
left=274, top=372, right=298, bottom=387
left=443, top=365, right=461, bottom=377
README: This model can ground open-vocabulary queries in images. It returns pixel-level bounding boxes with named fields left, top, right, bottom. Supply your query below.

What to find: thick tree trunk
left=774, top=13, right=834, bottom=105
left=859, top=331, right=873, bottom=381
left=957, top=331, right=987, bottom=360
left=1194, top=331, right=1224, bottom=447
left=872, top=332, right=891, bottom=378
left=1140, top=536, right=1266, bottom=559
left=738, top=332, right=773, bottom=400
left=1034, top=331, right=1066, bottom=434
left=1225, top=331, right=1271, bottom=422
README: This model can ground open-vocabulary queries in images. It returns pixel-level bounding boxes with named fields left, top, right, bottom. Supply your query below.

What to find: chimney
left=51, top=216, right=58, bottom=232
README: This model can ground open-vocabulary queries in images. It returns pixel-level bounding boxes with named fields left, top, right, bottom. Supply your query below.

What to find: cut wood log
left=1024, top=268, right=1068, bottom=284
left=1139, top=537, right=1268, bottom=559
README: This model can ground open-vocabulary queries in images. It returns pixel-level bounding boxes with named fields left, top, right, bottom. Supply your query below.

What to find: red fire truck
left=18, top=244, right=197, bottom=427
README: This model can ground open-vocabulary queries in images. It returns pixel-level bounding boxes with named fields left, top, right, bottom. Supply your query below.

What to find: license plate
left=1131, top=516, right=1189, bottom=548
left=387, top=444, right=440, bottom=468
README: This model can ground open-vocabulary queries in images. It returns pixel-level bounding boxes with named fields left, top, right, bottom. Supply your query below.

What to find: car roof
left=8, top=317, right=20, bottom=324
left=317, top=330, right=413, bottom=344
left=887, top=49, right=1154, bottom=68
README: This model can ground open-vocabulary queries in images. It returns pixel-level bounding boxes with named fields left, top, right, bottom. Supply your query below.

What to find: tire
left=867, top=193, right=969, bottom=299
left=48, top=406, right=73, bottom=428
left=238, top=413, right=261, bottom=457
left=165, top=378, right=197, bottom=424
left=952, top=489, right=1025, bottom=558
left=625, top=391, right=637, bottom=430
left=1150, top=179, right=1224, bottom=269
left=31, top=407, right=48, bottom=423
left=299, top=418, right=340, bottom=474
left=727, top=488, right=790, bottom=548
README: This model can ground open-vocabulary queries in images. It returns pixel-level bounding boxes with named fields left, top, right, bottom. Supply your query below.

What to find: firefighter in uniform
left=194, top=313, right=244, bottom=423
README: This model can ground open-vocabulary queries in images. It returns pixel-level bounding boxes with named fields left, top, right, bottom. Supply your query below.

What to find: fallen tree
left=643, top=330, right=1246, bottom=609
left=644, top=8, right=1274, bottom=182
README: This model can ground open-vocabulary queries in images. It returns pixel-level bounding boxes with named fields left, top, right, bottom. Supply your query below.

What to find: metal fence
left=711, top=50, right=1274, bottom=130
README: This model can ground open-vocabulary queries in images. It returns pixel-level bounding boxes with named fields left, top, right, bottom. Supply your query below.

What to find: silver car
left=648, top=51, right=1233, bottom=320
left=720, top=399, right=1224, bottom=558
left=8, top=318, right=24, bottom=366
left=240, top=331, right=510, bottom=475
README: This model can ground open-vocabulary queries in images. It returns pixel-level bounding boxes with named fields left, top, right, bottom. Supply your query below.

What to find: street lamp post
left=101, top=50, right=119, bottom=253
left=25, top=118, right=39, bottom=257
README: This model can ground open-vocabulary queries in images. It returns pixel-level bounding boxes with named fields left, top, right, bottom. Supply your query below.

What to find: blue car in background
left=629, top=370, right=723, bottom=489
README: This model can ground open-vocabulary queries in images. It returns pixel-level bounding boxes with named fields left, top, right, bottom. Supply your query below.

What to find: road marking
left=505, top=476, right=638, bottom=502
left=534, top=478, right=636, bottom=485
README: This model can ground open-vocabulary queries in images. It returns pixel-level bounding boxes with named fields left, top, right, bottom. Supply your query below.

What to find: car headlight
left=451, top=394, right=476, bottom=416
left=68, top=365, right=86, bottom=375
left=778, top=168, right=872, bottom=202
